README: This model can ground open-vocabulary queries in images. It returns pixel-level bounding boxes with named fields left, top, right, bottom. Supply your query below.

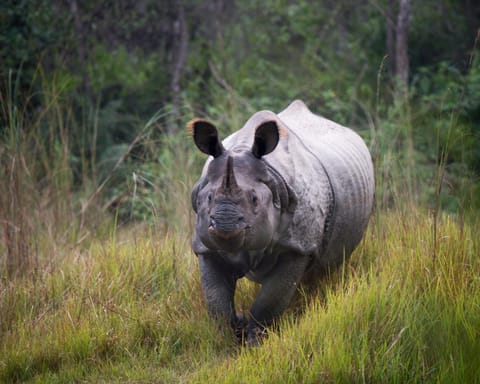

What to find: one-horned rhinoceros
left=188, top=100, right=374, bottom=344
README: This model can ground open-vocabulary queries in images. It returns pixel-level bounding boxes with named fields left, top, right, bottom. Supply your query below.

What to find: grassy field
left=1, top=207, right=479, bottom=383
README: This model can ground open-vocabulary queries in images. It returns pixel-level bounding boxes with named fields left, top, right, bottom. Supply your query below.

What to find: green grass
left=1, top=208, right=479, bottom=383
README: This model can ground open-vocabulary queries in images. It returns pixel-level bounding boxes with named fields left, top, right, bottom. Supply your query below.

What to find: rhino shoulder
left=279, top=99, right=311, bottom=117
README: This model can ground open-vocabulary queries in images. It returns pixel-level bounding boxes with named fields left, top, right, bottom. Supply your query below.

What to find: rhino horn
left=220, top=156, right=240, bottom=195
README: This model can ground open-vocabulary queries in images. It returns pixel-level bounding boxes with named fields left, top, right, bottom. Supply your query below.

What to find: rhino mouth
left=208, top=225, right=245, bottom=239
left=207, top=216, right=249, bottom=251
left=208, top=227, right=246, bottom=252
left=208, top=215, right=248, bottom=238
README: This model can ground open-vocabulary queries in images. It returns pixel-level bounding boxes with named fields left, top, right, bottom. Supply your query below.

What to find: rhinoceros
left=188, top=100, right=374, bottom=344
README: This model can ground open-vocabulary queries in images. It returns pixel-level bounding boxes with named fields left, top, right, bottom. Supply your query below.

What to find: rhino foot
left=231, top=314, right=268, bottom=346
left=231, top=313, right=248, bottom=343
left=245, top=324, right=268, bottom=347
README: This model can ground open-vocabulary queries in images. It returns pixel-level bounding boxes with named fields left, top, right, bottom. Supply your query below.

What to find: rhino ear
left=188, top=119, right=225, bottom=158
left=252, top=121, right=280, bottom=158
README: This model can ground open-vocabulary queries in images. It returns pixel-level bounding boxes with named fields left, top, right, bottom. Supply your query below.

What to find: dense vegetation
left=1, top=1, right=479, bottom=382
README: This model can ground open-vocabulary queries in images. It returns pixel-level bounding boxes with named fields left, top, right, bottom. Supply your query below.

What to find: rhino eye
left=207, top=193, right=212, bottom=203
left=251, top=192, right=258, bottom=206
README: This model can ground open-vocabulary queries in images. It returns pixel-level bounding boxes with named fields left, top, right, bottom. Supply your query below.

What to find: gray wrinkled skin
left=190, top=100, right=374, bottom=344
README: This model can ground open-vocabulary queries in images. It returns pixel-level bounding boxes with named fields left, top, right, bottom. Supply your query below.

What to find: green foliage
left=2, top=0, right=480, bottom=224
left=410, top=59, right=480, bottom=210
left=409, top=0, right=474, bottom=70
left=107, top=128, right=203, bottom=229
left=0, top=0, right=68, bottom=93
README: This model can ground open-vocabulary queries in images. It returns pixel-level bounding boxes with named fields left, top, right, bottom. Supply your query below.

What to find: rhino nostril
left=237, top=216, right=244, bottom=222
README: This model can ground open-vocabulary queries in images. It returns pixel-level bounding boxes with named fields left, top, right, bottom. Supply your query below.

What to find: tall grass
left=1, top=207, right=478, bottom=383
left=0, top=71, right=192, bottom=278
left=192, top=210, right=480, bottom=383
left=0, top=70, right=83, bottom=277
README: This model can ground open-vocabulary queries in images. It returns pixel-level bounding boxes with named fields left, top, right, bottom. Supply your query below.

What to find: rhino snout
left=209, top=214, right=245, bottom=236
left=209, top=215, right=244, bottom=229
left=208, top=203, right=247, bottom=240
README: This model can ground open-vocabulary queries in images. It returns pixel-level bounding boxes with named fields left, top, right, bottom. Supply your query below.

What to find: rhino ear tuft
left=252, top=120, right=280, bottom=158
left=187, top=119, right=225, bottom=158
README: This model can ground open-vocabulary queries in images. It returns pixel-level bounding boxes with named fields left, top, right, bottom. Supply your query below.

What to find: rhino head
left=189, top=119, right=294, bottom=254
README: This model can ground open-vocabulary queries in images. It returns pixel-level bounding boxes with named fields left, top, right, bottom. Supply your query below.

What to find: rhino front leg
left=247, top=254, right=310, bottom=344
left=198, top=255, right=243, bottom=332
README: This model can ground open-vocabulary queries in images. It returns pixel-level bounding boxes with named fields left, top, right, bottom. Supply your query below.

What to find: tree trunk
left=386, top=0, right=396, bottom=76
left=395, top=0, right=411, bottom=89
left=69, top=0, right=93, bottom=107
left=169, top=3, right=189, bottom=134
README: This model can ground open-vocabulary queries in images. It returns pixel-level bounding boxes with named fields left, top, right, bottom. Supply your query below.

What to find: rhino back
left=216, top=100, right=373, bottom=268
left=277, top=100, right=374, bottom=268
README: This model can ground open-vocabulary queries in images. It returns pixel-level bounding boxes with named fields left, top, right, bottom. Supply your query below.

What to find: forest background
left=1, top=0, right=480, bottom=382
left=2, top=0, right=480, bottom=239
